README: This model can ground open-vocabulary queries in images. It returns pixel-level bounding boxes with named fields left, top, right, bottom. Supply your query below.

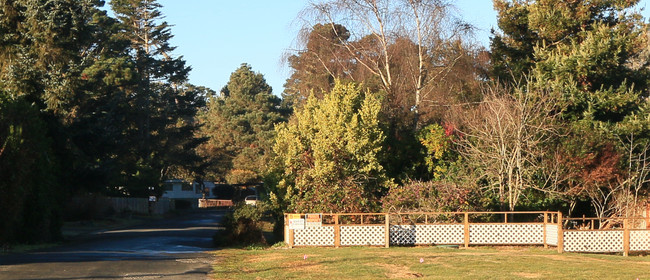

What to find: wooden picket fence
left=284, top=211, right=650, bottom=256
left=198, top=199, right=233, bottom=208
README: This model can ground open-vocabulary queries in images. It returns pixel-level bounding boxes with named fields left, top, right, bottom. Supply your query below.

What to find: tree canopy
left=272, top=81, right=390, bottom=213
left=198, top=64, right=288, bottom=184
left=0, top=0, right=206, bottom=244
left=2, top=0, right=650, bottom=245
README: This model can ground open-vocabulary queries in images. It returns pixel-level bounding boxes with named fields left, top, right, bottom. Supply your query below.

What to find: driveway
left=0, top=209, right=226, bottom=280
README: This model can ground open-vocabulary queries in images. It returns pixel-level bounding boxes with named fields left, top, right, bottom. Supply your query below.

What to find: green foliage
left=198, top=64, right=288, bottom=183
left=381, top=180, right=478, bottom=213
left=213, top=203, right=269, bottom=247
left=0, top=0, right=106, bottom=244
left=417, top=124, right=460, bottom=180
left=0, top=0, right=100, bottom=115
left=491, top=0, right=646, bottom=89
left=489, top=0, right=649, bottom=215
left=101, top=0, right=204, bottom=196
left=532, top=21, right=646, bottom=123
left=490, top=0, right=538, bottom=83
left=0, top=95, right=62, bottom=244
left=0, top=0, right=207, bottom=245
left=381, top=124, right=428, bottom=185
left=272, top=81, right=391, bottom=213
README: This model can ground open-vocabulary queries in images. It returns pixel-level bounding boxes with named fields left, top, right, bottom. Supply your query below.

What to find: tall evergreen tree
left=488, top=0, right=650, bottom=215
left=198, top=64, right=288, bottom=184
left=0, top=0, right=206, bottom=244
left=0, top=95, right=61, bottom=244
left=0, top=0, right=108, bottom=243
left=109, top=0, right=201, bottom=196
left=491, top=0, right=647, bottom=94
left=492, top=0, right=648, bottom=125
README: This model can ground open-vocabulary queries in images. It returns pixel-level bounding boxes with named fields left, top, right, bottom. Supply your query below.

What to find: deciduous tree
left=457, top=84, right=561, bottom=211
left=297, top=0, right=480, bottom=127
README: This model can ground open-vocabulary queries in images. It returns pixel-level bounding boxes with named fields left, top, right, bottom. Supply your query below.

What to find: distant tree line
left=265, top=0, right=650, bottom=227
left=1, top=0, right=649, bottom=245
left=0, top=0, right=204, bottom=244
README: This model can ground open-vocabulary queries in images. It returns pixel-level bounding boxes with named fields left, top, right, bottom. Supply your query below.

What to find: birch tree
left=457, top=84, right=560, bottom=211
left=298, top=0, right=475, bottom=127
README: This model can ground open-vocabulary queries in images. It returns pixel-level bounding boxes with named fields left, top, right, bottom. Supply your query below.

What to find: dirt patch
left=284, top=260, right=326, bottom=273
left=246, top=253, right=285, bottom=263
left=512, top=272, right=543, bottom=278
left=538, top=254, right=575, bottom=262
left=377, top=263, right=424, bottom=278
left=495, top=246, right=537, bottom=252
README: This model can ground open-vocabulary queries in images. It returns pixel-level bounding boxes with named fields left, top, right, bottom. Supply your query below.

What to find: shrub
left=213, top=202, right=268, bottom=247
left=64, top=194, right=114, bottom=221
left=381, top=180, right=479, bottom=213
left=174, top=199, right=192, bottom=210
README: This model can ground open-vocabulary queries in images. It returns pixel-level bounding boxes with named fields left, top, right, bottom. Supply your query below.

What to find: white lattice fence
left=545, top=224, right=558, bottom=246
left=630, top=230, right=650, bottom=251
left=563, top=230, right=623, bottom=252
left=287, top=212, right=563, bottom=249
left=287, top=212, right=650, bottom=255
left=293, top=226, right=335, bottom=246
left=340, top=225, right=385, bottom=246
left=469, top=224, right=544, bottom=244
left=390, top=224, right=464, bottom=245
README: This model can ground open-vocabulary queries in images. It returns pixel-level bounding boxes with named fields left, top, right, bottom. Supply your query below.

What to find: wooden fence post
left=285, top=215, right=294, bottom=248
left=557, top=212, right=564, bottom=253
left=544, top=212, right=548, bottom=249
left=385, top=213, right=390, bottom=248
left=289, top=229, right=294, bottom=248
left=334, top=214, right=340, bottom=248
left=623, top=218, right=630, bottom=257
left=464, top=212, right=470, bottom=248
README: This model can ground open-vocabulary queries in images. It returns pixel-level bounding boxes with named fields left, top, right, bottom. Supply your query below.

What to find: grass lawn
left=211, top=246, right=650, bottom=279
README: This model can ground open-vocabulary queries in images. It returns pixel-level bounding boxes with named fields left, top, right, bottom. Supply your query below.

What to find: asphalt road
left=0, top=209, right=226, bottom=280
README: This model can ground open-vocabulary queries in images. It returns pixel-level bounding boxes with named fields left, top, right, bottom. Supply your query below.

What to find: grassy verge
left=211, top=246, right=650, bottom=279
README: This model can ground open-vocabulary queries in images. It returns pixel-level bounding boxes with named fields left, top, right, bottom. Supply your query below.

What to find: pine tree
left=491, top=0, right=648, bottom=100
left=0, top=0, right=112, bottom=243
left=198, top=64, right=287, bottom=184
left=488, top=0, right=650, bottom=214
left=109, top=0, right=200, bottom=196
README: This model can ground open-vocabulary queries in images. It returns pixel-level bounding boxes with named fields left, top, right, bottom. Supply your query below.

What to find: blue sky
left=155, top=0, right=650, bottom=95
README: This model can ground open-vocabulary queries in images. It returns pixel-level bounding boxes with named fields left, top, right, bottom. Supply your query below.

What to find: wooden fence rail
left=284, top=211, right=649, bottom=256
left=198, top=199, right=233, bottom=208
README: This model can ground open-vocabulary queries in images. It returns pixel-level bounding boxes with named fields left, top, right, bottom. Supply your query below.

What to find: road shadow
left=0, top=209, right=225, bottom=266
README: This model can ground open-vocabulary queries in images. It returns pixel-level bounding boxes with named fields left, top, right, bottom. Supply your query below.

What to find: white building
left=161, top=179, right=216, bottom=199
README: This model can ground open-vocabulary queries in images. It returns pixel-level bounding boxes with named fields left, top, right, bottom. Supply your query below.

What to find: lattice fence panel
left=563, top=230, right=623, bottom=252
left=545, top=224, right=558, bottom=246
left=630, top=230, right=650, bottom=251
left=390, top=224, right=464, bottom=245
left=294, top=226, right=335, bottom=246
left=469, top=224, right=544, bottom=244
left=340, top=225, right=385, bottom=246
